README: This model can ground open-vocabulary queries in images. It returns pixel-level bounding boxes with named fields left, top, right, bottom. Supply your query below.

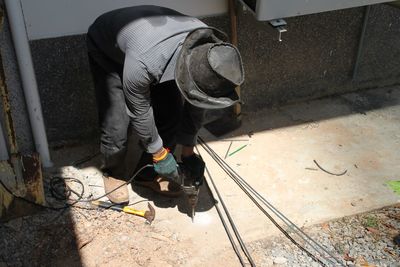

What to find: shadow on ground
left=204, top=86, right=400, bottom=141
left=2, top=86, right=399, bottom=266
left=131, top=182, right=214, bottom=218
left=0, top=197, right=82, bottom=266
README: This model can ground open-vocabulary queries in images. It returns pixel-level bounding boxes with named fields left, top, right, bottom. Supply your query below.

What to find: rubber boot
left=103, top=175, right=129, bottom=204
left=135, top=176, right=182, bottom=198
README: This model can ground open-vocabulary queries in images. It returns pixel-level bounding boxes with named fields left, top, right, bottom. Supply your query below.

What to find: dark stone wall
left=236, top=7, right=363, bottom=108
left=29, top=4, right=400, bottom=145
left=356, top=5, right=400, bottom=82
left=30, top=35, right=97, bottom=145
left=228, top=4, right=398, bottom=109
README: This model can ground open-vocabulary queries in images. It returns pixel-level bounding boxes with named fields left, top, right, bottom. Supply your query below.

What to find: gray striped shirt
left=88, top=6, right=206, bottom=153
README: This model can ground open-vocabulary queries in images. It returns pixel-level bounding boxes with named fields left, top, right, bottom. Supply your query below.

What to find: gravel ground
left=249, top=205, right=400, bottom=267
left=0, top=205, right=193, bottom=267
left=0, top=172, right=193, bottom=267
left=1, top=204, right=398, bottom=266
left=1, top=175, right=399, bottom=267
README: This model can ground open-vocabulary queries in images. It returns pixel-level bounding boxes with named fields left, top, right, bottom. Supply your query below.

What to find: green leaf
left=386, top=180, right=400, bottom=196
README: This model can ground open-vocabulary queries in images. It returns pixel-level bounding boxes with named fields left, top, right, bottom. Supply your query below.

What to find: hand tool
left=91, top=200, right=155, bottom=224
left=178, top=164, right=203, bottom=222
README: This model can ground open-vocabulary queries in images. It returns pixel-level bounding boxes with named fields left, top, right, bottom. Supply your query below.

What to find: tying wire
left=198, top=137, right=344, bottom=266
left=220, top=155, right=341, bottom=265
left=313, top=160, right=347, bottom=176
left=198, top=140, right=326, bottom=266
left=197, top=146, right=255, bottom=267
left=199, top=137, right=344, bottom=266
left=198, top=138, right=338, bottom=266
left=0, top=164, right=153, bottom=211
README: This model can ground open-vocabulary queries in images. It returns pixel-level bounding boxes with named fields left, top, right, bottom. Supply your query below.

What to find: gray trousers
left=87, top=38, right=184, bottom=180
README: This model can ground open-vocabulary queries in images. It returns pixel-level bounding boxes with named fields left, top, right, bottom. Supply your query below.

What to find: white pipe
left=0, top=123, right=9, bottom=160
left=4, top=0, right=52, bottom=167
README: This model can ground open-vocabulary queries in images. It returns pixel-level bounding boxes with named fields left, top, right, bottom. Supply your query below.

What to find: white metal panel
left=20, top=0, right=227, bottom=40
left=242, top=0, right=392, bottom=20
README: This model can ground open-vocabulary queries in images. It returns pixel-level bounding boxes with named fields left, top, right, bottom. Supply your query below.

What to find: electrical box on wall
left=240, top=0, right=392, bottom=20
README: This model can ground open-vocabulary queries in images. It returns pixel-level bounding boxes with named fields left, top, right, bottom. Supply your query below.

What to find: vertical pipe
left=352, top=5, right=371, bottom=81
left=4, top=0, right=52, bottom=167
left=229, top=0, right=241, bottom=116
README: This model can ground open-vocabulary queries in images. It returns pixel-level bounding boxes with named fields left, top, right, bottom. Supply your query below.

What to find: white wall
left=20, top=0, right=228, bottom=40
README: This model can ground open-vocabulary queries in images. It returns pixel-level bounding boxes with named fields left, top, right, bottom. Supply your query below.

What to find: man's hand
left=153, top=148, right=179, bottom=182
left=182, top=153, right=205, bottom=185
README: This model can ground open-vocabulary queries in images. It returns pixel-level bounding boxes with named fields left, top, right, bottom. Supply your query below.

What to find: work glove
left=181, top=154, right=205, bottom=186
left=153, top=150, right=179, bottom=182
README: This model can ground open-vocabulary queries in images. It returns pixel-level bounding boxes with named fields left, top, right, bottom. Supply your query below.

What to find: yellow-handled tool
left=92, top=200, right=155, bottom=224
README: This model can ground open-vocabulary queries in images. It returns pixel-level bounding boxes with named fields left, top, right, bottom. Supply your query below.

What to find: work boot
left=135, top=176, right=182, bottom=198
left=102, top=175, right=129, bottom=204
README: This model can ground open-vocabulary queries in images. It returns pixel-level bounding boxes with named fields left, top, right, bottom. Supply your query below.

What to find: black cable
left=0, top=178, right=65, bottom=211
left=0, top=164, right=153, bottom=211
left=198, top=147, right=255, bottom=267
left=71, top=152, right=101, bottom=167
left=65, top=164, right=153, bottom=203
left=198, top=137, right=344, bottom=266
left=126, top=199, right=151, bottom=207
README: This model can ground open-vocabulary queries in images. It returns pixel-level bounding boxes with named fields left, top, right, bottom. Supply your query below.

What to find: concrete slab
left=48, top=85, right=400, bottom=266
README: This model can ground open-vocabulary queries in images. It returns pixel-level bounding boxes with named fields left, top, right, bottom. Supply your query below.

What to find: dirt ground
left=0, top=202, right=231, bottom=267
left=1, top=202, right=399, bottom=266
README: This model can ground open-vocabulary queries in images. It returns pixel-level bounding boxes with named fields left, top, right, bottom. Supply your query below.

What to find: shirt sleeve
left=123, top=55, right=163, bottom=154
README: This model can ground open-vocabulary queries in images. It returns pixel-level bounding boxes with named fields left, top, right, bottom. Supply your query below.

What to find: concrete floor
left=49, top=85, right=400, bottom=266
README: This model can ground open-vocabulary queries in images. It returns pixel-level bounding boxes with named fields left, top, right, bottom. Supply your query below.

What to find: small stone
left=5, top=218, right=23, bottom=231
left=170, top=233, right=179, bottom=241
left=394, top=234, right=400, bottom=246
left=273, top=257, right=287, bottom=265
left=264, top=257, right=274, bottom=266
left=119, top=235, right=129, bottom=242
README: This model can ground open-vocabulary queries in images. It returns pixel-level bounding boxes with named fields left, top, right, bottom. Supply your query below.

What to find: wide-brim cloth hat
left=174, top=27, right=245, bottom=109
